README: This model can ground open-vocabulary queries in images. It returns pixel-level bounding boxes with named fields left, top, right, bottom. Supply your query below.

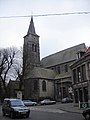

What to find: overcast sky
left=0, top=0, right=90, bottom=59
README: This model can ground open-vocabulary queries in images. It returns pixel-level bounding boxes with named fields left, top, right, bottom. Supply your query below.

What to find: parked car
left=2, top=98, right=30, bottom=119
left=82, top=108, right=90, bottom=120
left=23, top=100, right=37, bottom=106
left=40, top=99, right=56, bottom=105
left=61, top=97, right=73, bottom=103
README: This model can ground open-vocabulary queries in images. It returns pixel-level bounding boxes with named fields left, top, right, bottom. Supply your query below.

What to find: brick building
left=71, top=48, right=90, bottom=105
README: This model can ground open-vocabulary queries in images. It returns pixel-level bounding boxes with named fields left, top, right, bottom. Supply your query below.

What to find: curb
left=59, top=108, right=82, bottom=114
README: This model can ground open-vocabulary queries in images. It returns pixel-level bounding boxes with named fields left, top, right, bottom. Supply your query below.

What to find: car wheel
left=85, top=114, right=90, bottom=120
left=10, top=112, right=14, bottom=119
left=26, top=113, right=29, bottom=118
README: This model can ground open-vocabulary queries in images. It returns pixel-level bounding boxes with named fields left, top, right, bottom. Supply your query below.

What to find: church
left=23, top=17, right=86, bottom=101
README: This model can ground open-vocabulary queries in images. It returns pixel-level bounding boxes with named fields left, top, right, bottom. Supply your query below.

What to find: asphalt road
left=30, top=110, right=84, bottom=120
left=0, top=105, right=84, bottom=120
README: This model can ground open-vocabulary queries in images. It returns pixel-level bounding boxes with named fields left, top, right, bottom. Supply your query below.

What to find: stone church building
left=23, top=17, right=86, bottom=101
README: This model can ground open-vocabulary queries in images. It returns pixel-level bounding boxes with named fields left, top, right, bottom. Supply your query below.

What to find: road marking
left=30, top=107, right=66, bottom=113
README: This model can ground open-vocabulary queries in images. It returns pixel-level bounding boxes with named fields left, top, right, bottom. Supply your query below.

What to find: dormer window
left=76, top=51, right=85, bottom=59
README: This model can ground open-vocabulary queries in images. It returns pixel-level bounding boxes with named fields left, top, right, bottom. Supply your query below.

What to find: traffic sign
left=79, top=102, right=89, bottom=109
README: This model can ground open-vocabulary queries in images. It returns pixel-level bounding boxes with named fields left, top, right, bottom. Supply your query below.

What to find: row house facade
left=71, top=49, right=90, bottom=105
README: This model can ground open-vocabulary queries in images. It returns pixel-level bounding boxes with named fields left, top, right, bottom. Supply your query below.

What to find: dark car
left=2, top=98, right=30, bottom=119
left=23, top=100, right=37, bottom=106
left=82, top=108, right=90, bottom=120
left=61, top=97, right=73, bottom=103
left=40, top=99, right=56, bottom=105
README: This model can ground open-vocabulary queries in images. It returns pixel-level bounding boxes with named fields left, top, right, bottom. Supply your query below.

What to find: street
left=0, top=104, right=84, bottom=120
left=30, top=110, right=83, bottom=120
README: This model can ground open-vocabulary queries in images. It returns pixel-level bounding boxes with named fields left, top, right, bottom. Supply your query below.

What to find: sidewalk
left=57, top=103, right=84, bottom=114
left=37, top=102, right=84, bottom=114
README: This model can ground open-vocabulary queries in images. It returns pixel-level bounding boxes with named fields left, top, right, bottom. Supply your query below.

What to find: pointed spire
left=27, top=16, right=36, bottom=34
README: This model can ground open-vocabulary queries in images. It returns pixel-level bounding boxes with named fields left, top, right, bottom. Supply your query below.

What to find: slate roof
left=27, top=16, right=36, bottom=34
left=25, top=67, right=56, bottom=80
left=25, top=67, right=72, bottom=81
left=86, top=47, right=90, bottom=53
left=70, top=48, right=90, bottom=69
left=41, top=43, right=86, bottom=68
left=24, top=16, right=39, bottom=38
left=55, top=72, right=71, bottom=79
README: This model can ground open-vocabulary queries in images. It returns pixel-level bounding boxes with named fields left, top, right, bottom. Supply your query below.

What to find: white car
left=61, top=97, right=73, bottom=103
left=40, top=99, right=56, bottom=105
left=23, top=100, right=37, bottom=106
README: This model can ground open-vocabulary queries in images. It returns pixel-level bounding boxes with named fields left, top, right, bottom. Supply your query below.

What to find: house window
left=82, top=64, right=86, bottom=81
left=73, top=69, right=77, bottom=84
left=42, top=80, right=46, bottom=91
left=57, top=66, right=60, bottom=74
left=77, top=67, right=81, bottom=82
left=65, top=64, right=68, bottom=72
left=88, top=63, right=90, bottom=70
left=34, top=80, right=38, bottom=91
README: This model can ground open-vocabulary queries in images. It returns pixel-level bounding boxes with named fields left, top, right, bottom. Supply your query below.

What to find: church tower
left=23, top=17, right=40, bottom=76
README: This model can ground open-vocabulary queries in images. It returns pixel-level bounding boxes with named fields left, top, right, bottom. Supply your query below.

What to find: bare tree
left=11, top=47, right=23, bottom=90
left=0, top=47, right=22, bottom=98
left=13, top=64, right=23, bottom=90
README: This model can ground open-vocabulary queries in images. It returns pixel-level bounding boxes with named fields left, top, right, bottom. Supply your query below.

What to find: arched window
left=42, top=80, right=46, bottom=91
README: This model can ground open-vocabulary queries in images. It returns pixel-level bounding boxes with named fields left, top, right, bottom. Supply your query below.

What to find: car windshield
left=24, top=100, right=31, bottom=102
left=44, top=99, right=50, bottom=101
left=10, top=100, right=25, bottom=107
